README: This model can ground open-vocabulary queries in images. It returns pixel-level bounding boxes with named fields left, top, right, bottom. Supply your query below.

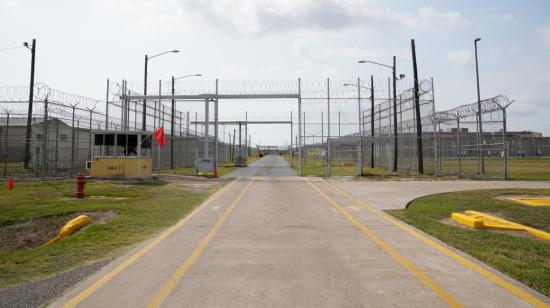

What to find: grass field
left=158, top=156, right=261, bottom=177
left=284, top=155, right=550, bottom=180
left=0, top=179, right=216, bottom=286
left=387, top=188, right=550, bottom=296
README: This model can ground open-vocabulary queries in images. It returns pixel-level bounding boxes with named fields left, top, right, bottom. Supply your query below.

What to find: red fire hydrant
left=76, top=173, right=86, bottom=199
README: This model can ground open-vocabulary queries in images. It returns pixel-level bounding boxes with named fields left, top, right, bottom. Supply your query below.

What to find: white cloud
left=94, top=0, right=468, bottom=36
left=446, top=49, right=472, bottom=66
left=537, top=24, right=550, bottom=49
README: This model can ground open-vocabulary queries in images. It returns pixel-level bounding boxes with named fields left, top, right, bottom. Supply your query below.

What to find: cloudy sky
left=1, top=0, right=549, bottom=144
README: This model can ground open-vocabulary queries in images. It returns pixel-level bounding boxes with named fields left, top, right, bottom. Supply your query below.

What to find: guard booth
left=89, top=131, right=153, bottom=179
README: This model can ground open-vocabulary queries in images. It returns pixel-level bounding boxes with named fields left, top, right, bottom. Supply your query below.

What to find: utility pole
left=474, top=38, right=485, bottom=175
left=411, top=39, right=424, bottom=174
left=24, top=39, right=36, bottom=168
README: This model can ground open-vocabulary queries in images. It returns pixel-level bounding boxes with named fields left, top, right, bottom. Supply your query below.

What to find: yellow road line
left=62, top=179, right=240, bottom=308
left=305, top=178, right=462, bottom=308
left=148, top=177, right=256, bottom=308
left=322, top=179, right=550, bottom=308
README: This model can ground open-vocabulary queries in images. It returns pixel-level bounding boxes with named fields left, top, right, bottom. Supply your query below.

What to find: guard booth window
left=93, top=132, right=151, bottom=157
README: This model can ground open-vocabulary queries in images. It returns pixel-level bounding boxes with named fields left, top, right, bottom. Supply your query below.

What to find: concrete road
left=51, top=156, right=550, bottom=307
left=224, top=155, right=296, bottom=178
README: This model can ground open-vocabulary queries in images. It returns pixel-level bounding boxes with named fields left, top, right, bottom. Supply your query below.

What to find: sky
left=1, top=0, right=549, bottom=145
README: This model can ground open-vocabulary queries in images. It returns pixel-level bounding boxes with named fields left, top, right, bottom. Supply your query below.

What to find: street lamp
left=170, top=73, right=202, bottom=170
left=358, top=57, right=404, bottom=172
left=143, top=49, right=179, bottom=131
left=344, top=79, right=377, bottom=168
left=474, top=37, right=485, bottom=175
left=23, top=39, right=36, bottom=169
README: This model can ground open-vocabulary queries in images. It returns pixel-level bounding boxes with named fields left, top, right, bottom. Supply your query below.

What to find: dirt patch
left=440, top=216, right=536, bottom=239
left=0, top=211, right=118, bottom=253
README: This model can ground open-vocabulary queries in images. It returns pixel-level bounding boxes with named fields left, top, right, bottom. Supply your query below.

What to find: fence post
left=3, top=113, right=9, bottom=178
left=503, top=107, right=508, bottom=180
left=54, top=118, right=59, bottom=176
left=186, top=111, right=190, bottom=138
left=327, top=78, right=331, bottom=176
left=71, top=106, right=76, bottom=176
left=456, top=116, right=461, bottom=177
left=105, top=78, right=109, bottom=130
left=357, top=77, right=363, bottom=176
left=89, top=109, right=93, bottom=162
left=42, top=98, right=49, bottom=178
left=298, top=78, right=302, bottom=176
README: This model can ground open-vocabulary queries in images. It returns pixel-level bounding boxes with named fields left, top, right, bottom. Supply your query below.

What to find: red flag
left=155, top=126, right=167, bottom=148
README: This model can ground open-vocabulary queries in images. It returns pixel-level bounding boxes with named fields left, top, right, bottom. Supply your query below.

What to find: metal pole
left=298, top=78, right=302, bottom=176
left=42, top=98, right=48, bottom=177
left=370, top=75, right=375, bottom=169
left=105, top=78, right=109, bottom=130
left=4, top=113, right=9, bottom=178
left=204, top=99, right=209, bottom=157
left=238, top=123, right=242, bottom=159
left=411, top=39, right=424, bottom=174
left=503, top=108, right=508, bottom=179
left=457, top=116, right=461, bottom=177
left=392, top=56, right=398, bottom=172
left=338, top=111, right=341, bottom=138
left=186, top=111, right=190, bottom=138
left=327, top=77, right=331, bottom=176
left=290, top=111, right=293, bottom=167
left=195, top=112, right=198, bottom=138
left=24, top=38, right=36, bottom=169
left=142, top=55, right=148, bottom=131
left=71, top=106, right=75, bottom=175
left=245, top=112, right=248, bottom=159
left=357, top=77, right=363, bottom=176
left=171, top=76, right=175, bottom=170
left=232, top=129, right=236, bottom=162
left=89, top=109, right=93, bottom=161
left=475, top=38, right=485, bottom=175
left=215, top=79, right=219, bottom=173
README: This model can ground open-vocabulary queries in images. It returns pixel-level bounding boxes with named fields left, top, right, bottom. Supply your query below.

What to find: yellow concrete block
left=452, top=210, right=550, bottom=241
left=507, top=197, right=550, bottom=207
left=451, top=213, right=484, bottom=229
left=46, top=215, right=92, bottom=245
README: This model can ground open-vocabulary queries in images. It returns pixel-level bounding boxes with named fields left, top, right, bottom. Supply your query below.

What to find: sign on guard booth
left=91, top=157, right=152, bottom=178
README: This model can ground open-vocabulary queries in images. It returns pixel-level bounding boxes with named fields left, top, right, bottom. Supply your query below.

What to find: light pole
left=358, top=58, right=405, bottom=172
left=344, top=80, right=376, bottom=168
left=143, top=50, right=179, bottom=131
left=474, top=38, right=485, bottom=175
left=170, top=74, right=202, bottom=170
left=23, top=39, right=36, bottom=169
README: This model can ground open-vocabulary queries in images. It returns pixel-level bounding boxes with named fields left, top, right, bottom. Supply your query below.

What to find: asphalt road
left=51, top=156, right=550, bottom=307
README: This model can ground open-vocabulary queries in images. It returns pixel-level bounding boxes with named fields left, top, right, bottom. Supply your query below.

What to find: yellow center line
left=305, top=178, right=462, bottom=308
left=62, top=178, right=241, bottom=308
left=321, top=179, right=550, bottom=308
left=148, top=177, right=256, bottom=308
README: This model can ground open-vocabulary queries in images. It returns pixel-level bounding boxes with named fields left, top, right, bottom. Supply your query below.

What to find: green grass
left=0, top=179, right=217, bottom=286
left=283, top=155, right=550, bottom=180
left=158, top=156, right=261, bottom=177
left=387, top=189, right=550, bottom=296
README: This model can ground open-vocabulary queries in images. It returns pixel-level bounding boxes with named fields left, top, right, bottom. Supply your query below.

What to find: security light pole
left=474, top=38, right=485, bottom=175
left=23, top=39, right=36, bottom=169
left=143, top=50, right=179, bottom=131
left=358, top=58, right=404, bottom=172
